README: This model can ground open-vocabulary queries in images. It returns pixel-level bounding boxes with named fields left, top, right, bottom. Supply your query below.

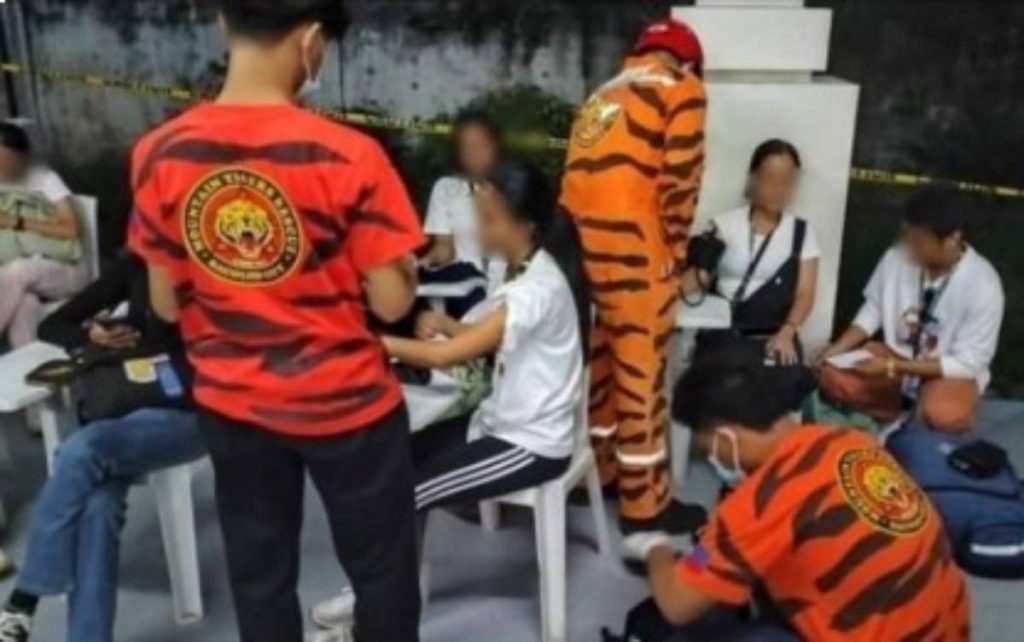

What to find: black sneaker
left=620, top=499, right=708, bottom=536
left=0, top=610, right=32, bottom=642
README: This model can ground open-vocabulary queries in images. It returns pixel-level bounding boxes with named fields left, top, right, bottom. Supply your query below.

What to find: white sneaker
left=305, top=624, right=354, bottom=642
left=311, top=587, right=356, bottom=629
left=0, top=610, right=32, bottom=642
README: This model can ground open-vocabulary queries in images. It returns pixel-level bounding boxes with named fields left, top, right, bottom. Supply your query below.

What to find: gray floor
left=1, top=402, right=1023, bottom=641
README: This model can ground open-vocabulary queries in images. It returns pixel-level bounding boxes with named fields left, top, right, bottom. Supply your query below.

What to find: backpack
left=600, top=599, right=676, bottom=642
left=887, top=425, right=1024, bottom=579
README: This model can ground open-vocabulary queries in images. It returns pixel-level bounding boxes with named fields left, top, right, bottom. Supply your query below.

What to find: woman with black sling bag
left=681, top=140, right=820, bottom=410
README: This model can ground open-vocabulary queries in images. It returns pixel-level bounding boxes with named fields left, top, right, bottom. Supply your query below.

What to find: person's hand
left=88, top=323, right=141, bottom=350
left=813, top=342, right=845, bottom=370
left=415, top=310, right=452, bottom=340
left=766, top=327, right=800, bottom=366
left=621, top=531, right=674, bottom=562
left=854, top=356, right=892, bottom=379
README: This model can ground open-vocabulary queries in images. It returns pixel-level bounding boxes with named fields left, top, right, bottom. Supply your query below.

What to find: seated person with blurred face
left=312, top=163, right=589, bottom=637
left=421, top=112, right=507, bottom=300
left=818, top=187, right=1004, bottom=433
left=681, top=139, right=820, bottom=412
left=0, top=123, right=86, bottom=347
left=629, top=350, right=970, bottom=642
left=0, top=251, right=204, bottom=642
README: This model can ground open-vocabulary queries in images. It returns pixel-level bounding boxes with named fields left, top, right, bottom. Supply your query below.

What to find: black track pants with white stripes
left=413, top=416, right=570, bottom=512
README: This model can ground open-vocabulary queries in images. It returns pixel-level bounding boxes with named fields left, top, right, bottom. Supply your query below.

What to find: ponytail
left=541, top=209, right=591, bottom=353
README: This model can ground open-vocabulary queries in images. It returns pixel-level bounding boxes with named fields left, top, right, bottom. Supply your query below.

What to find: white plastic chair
left=149, top=463, right=204, bottom=624
left=670, top=421, right=694, bottom=490
left=36, top=401, right=205, bottom=624
left=466, top=376, right=613, bottom=642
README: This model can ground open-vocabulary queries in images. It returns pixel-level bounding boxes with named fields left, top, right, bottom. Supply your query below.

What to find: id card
left=123, top=358, right=158, bottom=384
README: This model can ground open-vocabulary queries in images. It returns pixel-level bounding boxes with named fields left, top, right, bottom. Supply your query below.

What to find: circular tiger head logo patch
left=183, top=167, right=304, bottom=286
left=572, top=96, right=622, bottom=149
left=837, top=449, right=928, bottom=536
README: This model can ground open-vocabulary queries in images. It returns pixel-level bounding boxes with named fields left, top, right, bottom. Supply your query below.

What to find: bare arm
left=647, top=547, right=717, bottom=626
left=147, top=264, right=179, bottom=323
left=415, top=309, right=474, bottom=340
left=894, top=358, right=944, bottom=379
left=421, top=235, right=456, bottom=267
left=364, top=254, right=419, bottom=323
left=679, top=266, right=712, bottom=297
left=384, top=307, right=506, bottom=369
left=785, top=258, right=818, bottom=331
left=831, top=325, right=871, bottom=354
left=13, top=196, right=80, bottom=240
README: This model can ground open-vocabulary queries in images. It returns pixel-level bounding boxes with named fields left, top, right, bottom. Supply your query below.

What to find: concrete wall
left=0, top=1, right=674, bottom=245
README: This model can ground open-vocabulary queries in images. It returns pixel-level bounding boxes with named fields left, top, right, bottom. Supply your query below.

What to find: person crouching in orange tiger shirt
left=560, top=18, right=708, bottom=540
left=625, top=349, right=970, bottom=642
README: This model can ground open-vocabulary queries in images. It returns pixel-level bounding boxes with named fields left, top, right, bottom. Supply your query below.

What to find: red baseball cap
left=633, top=18, right=704, bottom=74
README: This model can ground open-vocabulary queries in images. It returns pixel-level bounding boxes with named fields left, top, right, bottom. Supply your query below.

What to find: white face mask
left=707, top=428, right=746, bottom=488
left=298, top=25, right=326, bottom=101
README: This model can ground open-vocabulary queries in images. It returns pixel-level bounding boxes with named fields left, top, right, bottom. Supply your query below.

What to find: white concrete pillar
left=674, top=0, right=860, bottom=350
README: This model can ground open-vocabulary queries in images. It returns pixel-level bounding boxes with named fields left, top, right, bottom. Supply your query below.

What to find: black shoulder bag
left=70, top=340, right=191, bottom=422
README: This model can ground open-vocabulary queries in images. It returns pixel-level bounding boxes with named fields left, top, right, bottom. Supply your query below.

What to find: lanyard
left=911, top=258, right=959, bottom=358
left=505, top=246, right=540, bottom=283
left=732, top=211, right=779, bottom=305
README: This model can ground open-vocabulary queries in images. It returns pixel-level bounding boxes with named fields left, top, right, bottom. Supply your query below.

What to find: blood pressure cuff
left=888, top=425, right=1024, bottom=579
left=687, top=231, right=726, bottom=274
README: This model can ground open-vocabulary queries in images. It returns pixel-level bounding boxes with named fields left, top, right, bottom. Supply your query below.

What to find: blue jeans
left=16, top=407, right=204, bottom=642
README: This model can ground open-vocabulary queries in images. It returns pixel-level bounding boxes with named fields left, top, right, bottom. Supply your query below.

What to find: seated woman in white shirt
left=420, top=111, right=506, bottom=311
left=819, top=187, right=1004, bottom=433
left=682, top=139, right=820, bottom=408
left=0, top=123, right=86, bottom=347
left=311, top=162, right=590, bottom=635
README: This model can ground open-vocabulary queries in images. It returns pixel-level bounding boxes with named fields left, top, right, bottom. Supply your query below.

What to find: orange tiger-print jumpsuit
left=560, top=53, right=706, bottom=522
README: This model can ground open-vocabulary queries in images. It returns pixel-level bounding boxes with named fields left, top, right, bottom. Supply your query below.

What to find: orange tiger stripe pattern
left=678, top=426, right=970, bottom=642
left=561, top=53, right=706, bottom=521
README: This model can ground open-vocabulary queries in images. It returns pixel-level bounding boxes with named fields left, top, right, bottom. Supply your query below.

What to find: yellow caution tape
left=848, top=168, right=1024, bottom=199
left=2, top=61, right=1021, bottom=199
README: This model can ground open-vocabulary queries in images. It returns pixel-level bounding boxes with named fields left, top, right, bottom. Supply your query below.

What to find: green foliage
left=463, top=84, right=574, bottom=176
left=371, top=83, right=576, bottom=210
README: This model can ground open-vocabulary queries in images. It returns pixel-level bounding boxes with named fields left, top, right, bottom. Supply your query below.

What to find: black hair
left=0, top=122, right=31, bottom=156
left=748, top=138, right=802, bottom=174
left=217, top=0, right=350, bottom=40
left=672, top=347, right=787, bottom=434
left=451, top=110, right=503, bottom=175
left=487, top=161, right=592, bottom=353
left=902, top=186, right=971, bottom=240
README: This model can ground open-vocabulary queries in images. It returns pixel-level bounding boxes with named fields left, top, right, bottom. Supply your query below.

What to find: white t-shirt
left=470, top=249, right=583, bottom=460
left=711, top=207, right=820, bottom=301
left=424, top=175, right=505, bottom=292
left=0, top=165, right=72, bottom=204
left=852, top=245, right=1004, bottom=391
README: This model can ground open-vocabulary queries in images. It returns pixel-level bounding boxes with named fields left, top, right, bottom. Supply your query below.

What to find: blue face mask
left=707, top=428, right=745, bottom=487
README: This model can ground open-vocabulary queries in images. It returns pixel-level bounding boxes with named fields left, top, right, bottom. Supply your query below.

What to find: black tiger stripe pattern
left=566, top=154, right=660, bottom=179
left=157, top=139, right=349, bottom=168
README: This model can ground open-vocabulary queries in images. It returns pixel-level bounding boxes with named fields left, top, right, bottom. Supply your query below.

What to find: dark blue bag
left=887, top=426, right=1024, bottom=578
